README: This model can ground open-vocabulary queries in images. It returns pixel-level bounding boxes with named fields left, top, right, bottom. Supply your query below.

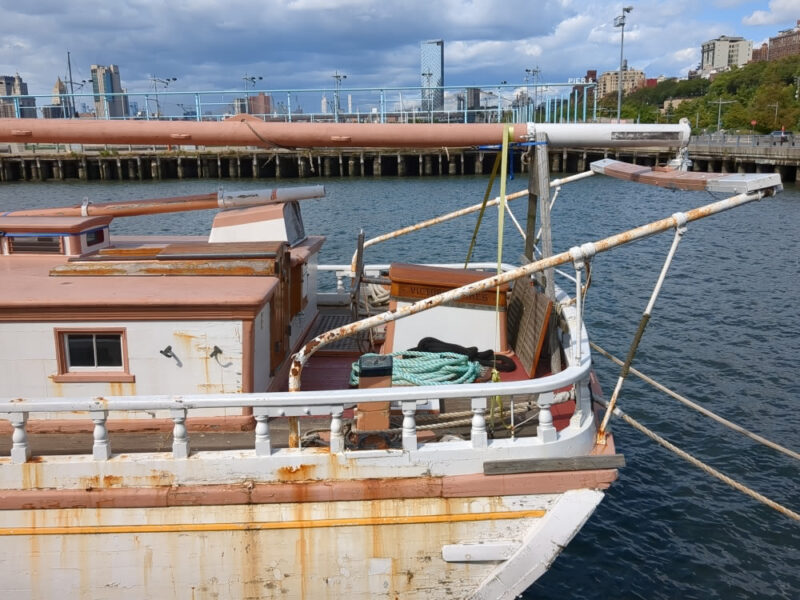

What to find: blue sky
left=0, top=0, right=797, bottom=98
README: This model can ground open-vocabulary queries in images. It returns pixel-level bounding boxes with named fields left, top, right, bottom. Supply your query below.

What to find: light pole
left=614, top=6, right=633, bottom=123
left=497, top=81, right=507, bottom=122
left=332, top=71, right=346, bottom=123
left=149, top=76, right=177, bottom=118
left=710, top=98, right=734, bottom=132
left=242, top=74, right=263, bottom=114
left=64, top=78, right=87, bottom=118
left=766, top=102, right=779, bottom=126
left=525, top=67, right=540, bottom=121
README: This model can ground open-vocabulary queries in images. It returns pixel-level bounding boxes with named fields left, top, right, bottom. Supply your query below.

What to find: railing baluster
left=8, top=413, right=30, bottom=463
left=330, top=408, right=344, bottom=453
left=254, top=408, right=271, bottom=456
left=401, top=401, right=417, bottom=451
left=537, top=402, right=558, bottom=442
left=470, top=397, right=488, bottom=448
left=170, top=408, right=190, bottom=458
left=90, top=409, right=111, bottom=460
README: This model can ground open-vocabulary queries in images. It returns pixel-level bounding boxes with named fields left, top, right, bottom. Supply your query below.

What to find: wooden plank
left=507, top=280, right=552, bottom=378
left=98, top=246, right=165, bottom=258
left=484, top=454, right=626, bottom=475
left=50, top=258, right=281, bottom=277
left=158, top=241, right=286, bottom=259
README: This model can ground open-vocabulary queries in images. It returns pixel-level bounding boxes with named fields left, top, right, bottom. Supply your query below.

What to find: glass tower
left=420, top=40, right=444, bottom=113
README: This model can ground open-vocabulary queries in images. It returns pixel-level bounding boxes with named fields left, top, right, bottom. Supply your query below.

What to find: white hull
left=0, top=490, right=603, bottom=599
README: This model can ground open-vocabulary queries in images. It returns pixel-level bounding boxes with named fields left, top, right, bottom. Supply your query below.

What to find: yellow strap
left=464, top=152, right=502, bottom=268
left=495, top=124, right=512, bottom=358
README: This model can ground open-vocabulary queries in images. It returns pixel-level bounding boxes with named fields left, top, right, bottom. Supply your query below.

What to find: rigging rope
left=464, top=152, right=502, bottom=267
left=595, top=396, right=799, bottom=521
left=591, top=342, right=800, bottom=462
left=349, top=351, right=481, bottom=387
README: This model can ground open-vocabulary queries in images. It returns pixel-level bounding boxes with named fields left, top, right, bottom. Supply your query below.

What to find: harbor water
left=1, top=173, right=798, bottom=599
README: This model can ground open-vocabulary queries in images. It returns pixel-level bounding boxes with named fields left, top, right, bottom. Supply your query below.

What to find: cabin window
left=8, top=235, right=63, bottom=254
left=53, top=328, right=135, bottom=383
left=85, top=229, right=105, bottom=246
left=65, top=334, right=122, bottom=368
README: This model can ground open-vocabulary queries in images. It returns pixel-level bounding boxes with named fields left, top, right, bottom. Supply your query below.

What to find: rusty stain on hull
left=0, top=508, right=548, bottom=536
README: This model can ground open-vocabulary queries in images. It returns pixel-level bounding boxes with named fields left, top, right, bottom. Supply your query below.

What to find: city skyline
left=0, top=1, right=796, bottom=97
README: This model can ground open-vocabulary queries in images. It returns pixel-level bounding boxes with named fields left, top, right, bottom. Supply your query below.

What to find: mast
left=67, top=51, right=76, bottom=119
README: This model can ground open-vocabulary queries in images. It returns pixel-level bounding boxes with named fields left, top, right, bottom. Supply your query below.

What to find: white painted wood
left=170, top=408, right=189, bottom=458
left=209, top=217, right=291, bottom=243
left=9, top=412, right=29, bottom=464
left=0, top=319, right=244, bottom=403
left=442, top=541, right=521, bottom=562
left=471, top=397, right=488, bottom=449
left=90, top=409, right=111, bottom=460
left=0, top=494, right=563, bottom=600
left=391, top=301, right=502, bottom=352
left=471, top=489, right=605, bottom=600
left=253, top=410, right=271, bottom=456
left=402, top=400, right=418, bottom=451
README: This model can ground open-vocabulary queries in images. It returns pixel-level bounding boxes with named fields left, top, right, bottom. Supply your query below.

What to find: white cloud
left=743, top=0, right=799, bottom=26
left=0, top=0, right=793, bottom=100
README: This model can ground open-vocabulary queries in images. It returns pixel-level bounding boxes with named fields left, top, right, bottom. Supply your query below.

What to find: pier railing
left=1, top=82, right=598, bottom=125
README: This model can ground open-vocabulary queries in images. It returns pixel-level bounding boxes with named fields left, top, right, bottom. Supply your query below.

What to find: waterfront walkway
left=1, top=133, right=799, bottom=182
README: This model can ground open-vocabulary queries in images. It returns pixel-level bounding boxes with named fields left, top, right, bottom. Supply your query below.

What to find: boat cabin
left=0, top=200, right=323, bottom=416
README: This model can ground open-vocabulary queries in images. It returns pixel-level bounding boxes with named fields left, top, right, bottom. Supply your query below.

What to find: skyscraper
left=90, top=64, right=129, bottom=118
left=420, top=40, right=444, bottom=113
left=0, top=73, right=36, bottom=118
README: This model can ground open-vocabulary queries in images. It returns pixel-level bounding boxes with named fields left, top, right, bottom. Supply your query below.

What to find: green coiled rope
left=350, top=351, right=482, bottom=387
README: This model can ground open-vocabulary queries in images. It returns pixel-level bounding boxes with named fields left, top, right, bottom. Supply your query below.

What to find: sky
left=0, top=0, right=798, bottom=107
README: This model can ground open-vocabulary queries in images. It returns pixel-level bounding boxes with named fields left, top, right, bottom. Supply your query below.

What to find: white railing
left=0, top=356, right=590, bottom=464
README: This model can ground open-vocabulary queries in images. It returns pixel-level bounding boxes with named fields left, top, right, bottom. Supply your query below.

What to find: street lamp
left=332, top=71, right=346, bottom=123
left=525, top=67, right=540, bottom=122
left=710, top=97, right=734, bottom=132
left=614, top=6, right=633, bottom=123
left=149, top=76, right=177, bottom=118
left=497, top=81, right=507, bottom=123
left=63, top=78, right=88, bottom=118
left=766, top=102, right=779, bottom=126
left=242, top=74, right=263, bottom=114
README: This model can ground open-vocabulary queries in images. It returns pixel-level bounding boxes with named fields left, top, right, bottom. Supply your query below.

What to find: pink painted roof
left=0, top=234, right=325, bottom=317
left=0, top=215, right=112, bottom=233
left=0, top=254, right=279, bottom=314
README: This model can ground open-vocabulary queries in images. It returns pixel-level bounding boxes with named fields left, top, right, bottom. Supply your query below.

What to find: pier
left=1, top=134, right=799, bottom=182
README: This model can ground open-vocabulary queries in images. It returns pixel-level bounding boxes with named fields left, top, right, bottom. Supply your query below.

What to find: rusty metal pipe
left=349, top=172, right=596, bottom=272
left=290, top=188, right=774, bottom=392
left=6, top=185, right=325, bottom=218
left=349, top=190, right=529, bottom=272
left=7, top=193, right=218, bottom=217
left=0, top=118, right=690, bottom=149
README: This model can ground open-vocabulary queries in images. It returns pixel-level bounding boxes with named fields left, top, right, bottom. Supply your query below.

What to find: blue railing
left=0, top=83, right=598, bottom=124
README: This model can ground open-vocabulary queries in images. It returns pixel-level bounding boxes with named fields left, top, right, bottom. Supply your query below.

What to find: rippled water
left=1, top=173, right=798, bottom=599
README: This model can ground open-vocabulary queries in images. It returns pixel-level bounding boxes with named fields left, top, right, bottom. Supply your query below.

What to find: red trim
left=0, top=467, right=617, bottom=510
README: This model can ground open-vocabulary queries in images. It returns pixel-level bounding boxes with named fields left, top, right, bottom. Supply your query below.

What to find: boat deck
left=0, top=305, right=583, bottom=457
